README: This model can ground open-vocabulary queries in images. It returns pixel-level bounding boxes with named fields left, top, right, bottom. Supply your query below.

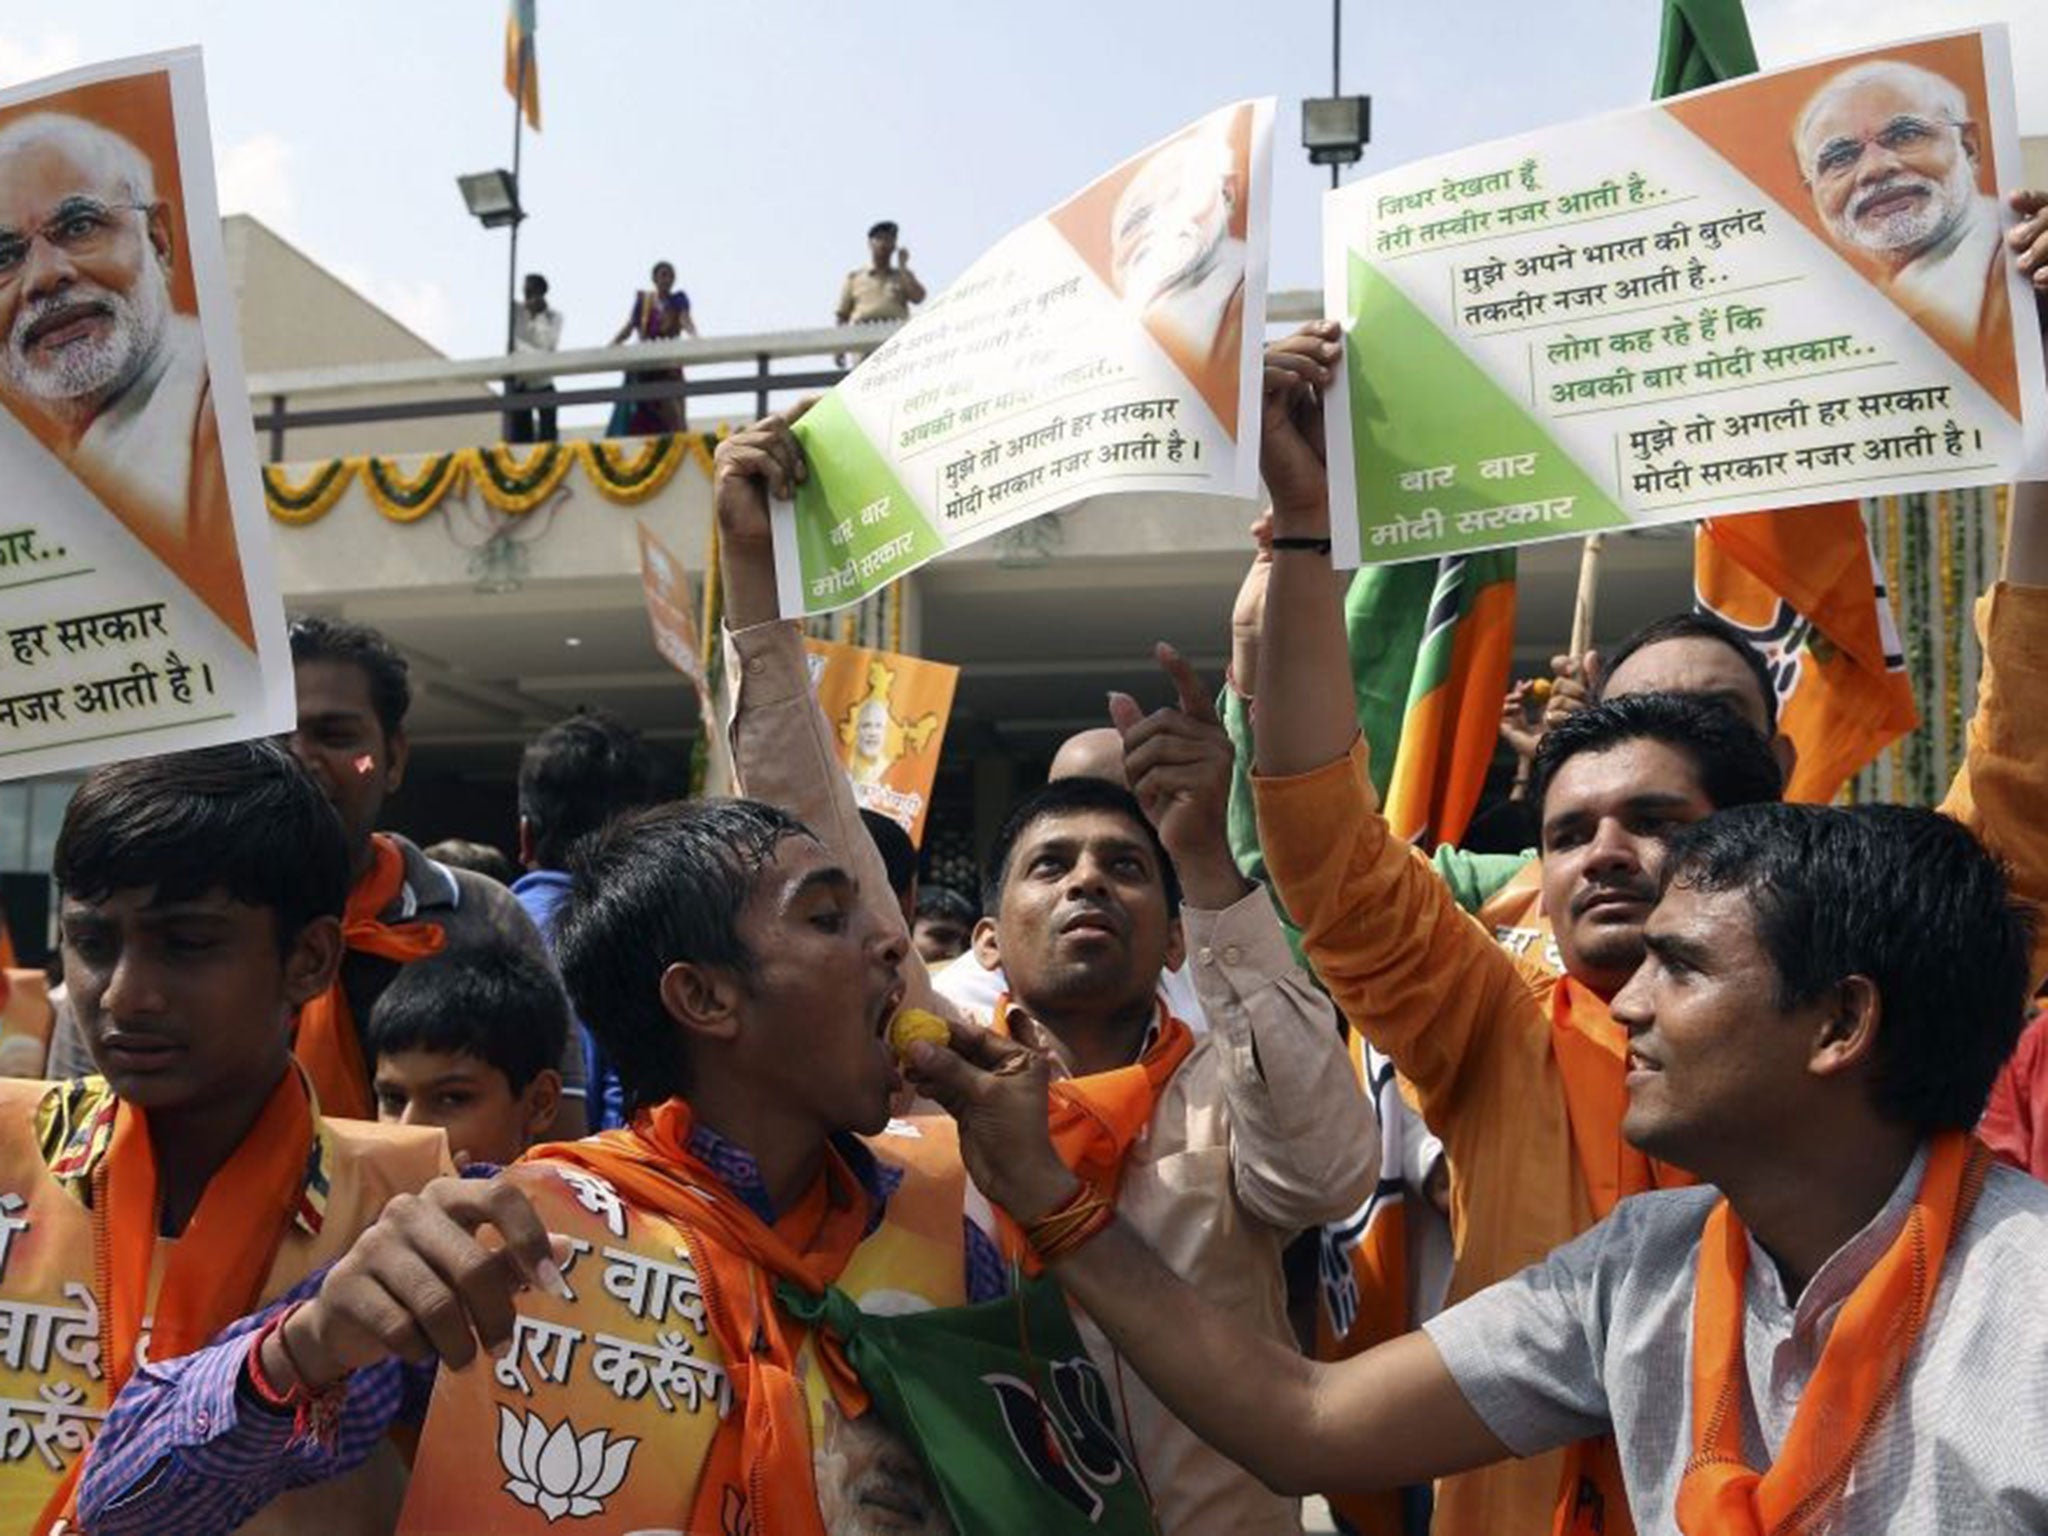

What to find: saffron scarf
left=294, top=834, right=445, bottom=1120
left=525, top=1100, right=872, bottom=1536
left=989, top=997, right=1195, bottom=1270
left=1549, top=973, right=1695, bottom=1536
left=1674, top=1131, right=1990, bottom=1536
left=37, top=1068, right=314, bottom=1534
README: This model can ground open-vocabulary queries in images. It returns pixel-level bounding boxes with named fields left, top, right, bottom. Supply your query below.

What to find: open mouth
left=872, top=981, right=907, bottom=1040
left=22, top=302, right=113, bottom=351
left=1058, top=908, right=1121, bottom=941
left=1626, top=1049, right=1660, bottom=1077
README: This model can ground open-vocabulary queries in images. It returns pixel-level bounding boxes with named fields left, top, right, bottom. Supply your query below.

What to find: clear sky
left=1, top=0, right=2041, bottom=362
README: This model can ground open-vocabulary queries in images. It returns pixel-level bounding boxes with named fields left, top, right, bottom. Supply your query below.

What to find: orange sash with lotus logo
left=397, top=1111, right=969, bottom=1535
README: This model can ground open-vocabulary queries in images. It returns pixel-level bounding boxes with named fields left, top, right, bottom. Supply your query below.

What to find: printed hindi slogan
left=777, top=99, right=1275, bottom=617
left=0, top=51, right=292, bottom=780
left=1321, top=26, right=2047, bottom=567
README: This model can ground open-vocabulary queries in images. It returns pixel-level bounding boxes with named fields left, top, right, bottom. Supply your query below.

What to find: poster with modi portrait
left=1321, top=25, right=2048, bottom=568
left=777, top=99, right=1275, bottom=618
left=0, top=49, right=292, bottom=781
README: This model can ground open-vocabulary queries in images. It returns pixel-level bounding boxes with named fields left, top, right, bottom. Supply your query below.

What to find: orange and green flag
left=1371, top=552, right=1518, bottom=848
left=504, top=0, right=540, bottom=132
left=1658, top=0, right=1919, bottom=801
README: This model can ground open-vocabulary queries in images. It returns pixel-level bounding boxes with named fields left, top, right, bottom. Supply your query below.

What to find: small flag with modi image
left=803, top=638, right=958, bottom=845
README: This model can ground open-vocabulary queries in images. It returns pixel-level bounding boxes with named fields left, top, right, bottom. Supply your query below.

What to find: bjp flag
left=1694, top=504, right=1918, bottom=803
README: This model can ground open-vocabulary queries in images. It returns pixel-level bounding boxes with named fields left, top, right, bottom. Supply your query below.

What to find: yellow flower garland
left=265, top=432, right=724, bottom=525
left=261, top=459, right=358, bottom=525
left=361, top=452, right=465, bottom=523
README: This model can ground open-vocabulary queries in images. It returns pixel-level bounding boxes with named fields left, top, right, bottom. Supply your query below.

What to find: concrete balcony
left=252, top=291, right=1691, bottom=848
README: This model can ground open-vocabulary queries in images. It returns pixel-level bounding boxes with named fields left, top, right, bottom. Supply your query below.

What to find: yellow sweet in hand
left=888, top=1007, right=950, bottom=1062
left=1529, top=677, right=1553, bottom=700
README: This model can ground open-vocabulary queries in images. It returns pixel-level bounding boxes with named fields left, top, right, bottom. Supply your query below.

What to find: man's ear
left=384, top=728, right=410, bottom=797
left=659, top=960, right=743, bottom=1044
left=971, top=916, right=1002, bottom=974
left=143, top=202, right=174, bottom=271
left=1808, top=975, right=1882, bottom=1082
left=520, top=1067, right=563, bottom=1143
left=283, top=914, right=344, bottom=1010
left=1163, top=913, right=1187, bottom=974
left=1958, top=119, right=1983, bottom=168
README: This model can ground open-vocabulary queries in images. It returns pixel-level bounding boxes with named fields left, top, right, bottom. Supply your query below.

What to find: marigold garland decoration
left=471, top=442, right=576, bottom=514
left=363, top=452, right=464, bottom=523
left=579, top=436, right=684, bottom=504
left=264, top=433, right=725, bottom=524
left=261, top=460, right=357, bottom=525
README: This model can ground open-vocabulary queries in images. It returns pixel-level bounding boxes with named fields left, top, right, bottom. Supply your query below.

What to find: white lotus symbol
left=498, top=1405, right=637, bottom=1522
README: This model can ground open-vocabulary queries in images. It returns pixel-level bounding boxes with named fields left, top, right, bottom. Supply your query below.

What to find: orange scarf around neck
left=1674, top=1131, right=1990, bottom=1536
left=524, top=1100, right=873, bottom=1536
left=293, top=834, right=445, bottom=1120
left=990, top=996, right=1194, bottom=1269
left=1549, top=974, right=1695, bottom=1536
left=38, top=1067, right=314, bottom=1534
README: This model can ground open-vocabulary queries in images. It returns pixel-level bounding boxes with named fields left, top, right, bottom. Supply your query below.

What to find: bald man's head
left=1048, top=727, right=1128, bottom=788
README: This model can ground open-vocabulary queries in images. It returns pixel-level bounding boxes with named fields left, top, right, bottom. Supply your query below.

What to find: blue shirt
left=511, top=869, right=626, bottom=1130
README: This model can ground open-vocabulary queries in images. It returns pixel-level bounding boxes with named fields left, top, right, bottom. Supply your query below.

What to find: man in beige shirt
left=713, top=410, right=1379, bottom=1536
left=836, top=219, right=927, bottom=324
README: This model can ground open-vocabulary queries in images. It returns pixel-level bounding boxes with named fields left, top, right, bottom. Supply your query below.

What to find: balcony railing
left=246, top=289, right=1325, bottom=461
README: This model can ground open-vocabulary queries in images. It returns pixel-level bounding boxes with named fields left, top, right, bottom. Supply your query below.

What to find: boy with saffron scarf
left=915, top=801, right=2048, bottom=1534
left=80, top=796, right=1009, bottom=1535
left=713, top=412, right=1379, bottom=1535
left=1, top=743, right=449, bottom=1536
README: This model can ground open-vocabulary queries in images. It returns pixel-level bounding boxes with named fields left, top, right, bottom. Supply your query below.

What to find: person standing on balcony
left=606, top=258, right=694, bottom=437
left=836, top=219, right=926, bottom=326
left=505, top=271, right=560, bottom=444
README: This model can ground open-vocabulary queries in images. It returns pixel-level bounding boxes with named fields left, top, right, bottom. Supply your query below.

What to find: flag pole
left=1568, top=533, right=1605, bottom=659
left=504, top=33, right=527, bottom=357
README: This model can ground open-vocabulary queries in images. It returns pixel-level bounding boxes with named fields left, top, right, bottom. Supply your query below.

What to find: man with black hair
left=713, top=414, right=1375, bottom=1535
left=860, top=806, right=920, bottom=925
left=913, top=801, right=2048, bottom=1534
left=512, top=707, right=660, bottom=1130
left=83, top=796, right=1007, bottom=1534
left=368, top=941, right=568, bottom=1166
left=2, top=742, right=452, bottom=1534
left=1250, top=318, right=2048, bottom=1536
left=836, top=219, right=926, bottom=326
left=40, top=616, right=577, bottom=1131
left=911, top=883, right=976, bottom=965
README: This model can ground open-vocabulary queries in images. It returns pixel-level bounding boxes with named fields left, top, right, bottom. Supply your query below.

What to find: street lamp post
left=1302, top=0, right=1370, bottom=189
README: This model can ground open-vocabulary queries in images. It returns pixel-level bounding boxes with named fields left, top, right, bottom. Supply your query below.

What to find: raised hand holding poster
left=778, top=100, right=1274, bottom=616
left=1323, top=27, right=2047, bottom=567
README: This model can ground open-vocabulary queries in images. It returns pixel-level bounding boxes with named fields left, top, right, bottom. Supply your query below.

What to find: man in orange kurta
left=1247, top=311, right=2048, bottom=1536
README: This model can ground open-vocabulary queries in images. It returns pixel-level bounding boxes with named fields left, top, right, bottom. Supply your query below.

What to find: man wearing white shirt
left=507, top=271, right=561, bottom=443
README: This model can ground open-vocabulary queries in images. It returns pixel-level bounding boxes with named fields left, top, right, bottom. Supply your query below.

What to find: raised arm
left=898, top=250, right=927, bottom=306
left=712, top=416, right=957, bottom=1022
left=1252, top=322, right=1356, bottom=777
left=1939, top=193, right=2048, bottom=985
left=1116, top=645, right=1377, bottom=1226
left=905, top=1019, right=1508, bottom=1496
left=1246, top=327, right=1545, bottom=1120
